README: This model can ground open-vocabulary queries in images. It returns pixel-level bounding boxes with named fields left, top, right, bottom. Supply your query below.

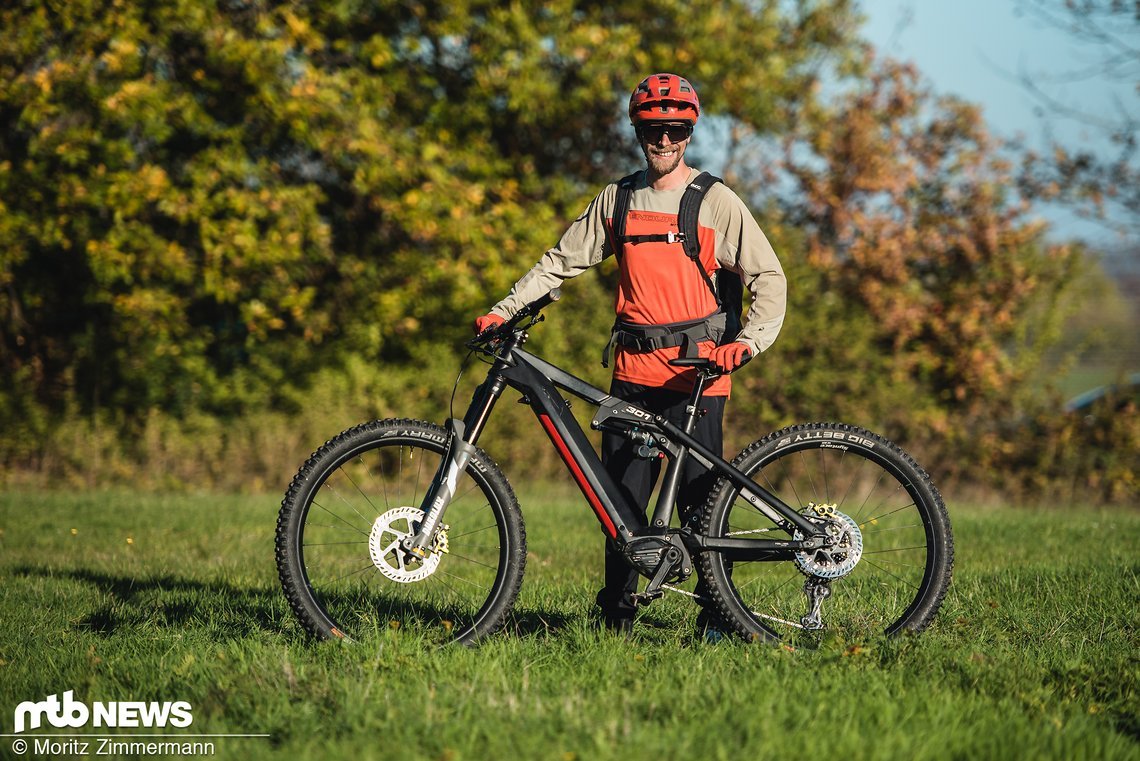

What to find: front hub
left=369, top=506, right=445, bottom=583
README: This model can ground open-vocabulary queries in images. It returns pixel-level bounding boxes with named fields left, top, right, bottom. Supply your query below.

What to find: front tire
left=700, top=422, right=953, bottom=643
left=275, top=419, right=526, bottom=645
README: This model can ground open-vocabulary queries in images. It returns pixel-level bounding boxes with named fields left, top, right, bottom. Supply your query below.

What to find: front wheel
left=699, top=422, right=953, bottom=643
left=275, top=419, right=526, bottom=645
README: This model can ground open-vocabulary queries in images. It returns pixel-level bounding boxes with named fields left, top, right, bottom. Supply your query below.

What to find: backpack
left=609, top=170, right=744, bottom=343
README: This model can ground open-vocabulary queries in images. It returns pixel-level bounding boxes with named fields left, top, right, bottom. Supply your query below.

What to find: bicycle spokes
left=703, top=423, right=953, bottom=642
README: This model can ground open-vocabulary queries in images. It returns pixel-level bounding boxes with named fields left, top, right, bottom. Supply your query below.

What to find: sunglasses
left=637, top=123, right=693, bottom=143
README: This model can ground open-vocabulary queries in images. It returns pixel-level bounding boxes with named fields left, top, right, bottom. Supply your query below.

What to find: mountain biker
left=473, top=73, right=787, bottom=636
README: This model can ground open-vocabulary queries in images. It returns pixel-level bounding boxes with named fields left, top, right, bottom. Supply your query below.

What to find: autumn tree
left=0, top=0, right=863, bottom=476
left=1011, top=0, right=1139, bottom=240
left=728, top=58, right=1128, bottom=495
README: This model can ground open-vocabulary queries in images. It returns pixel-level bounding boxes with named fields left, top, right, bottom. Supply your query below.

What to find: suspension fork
left=403, top=364, right=510, bottom=556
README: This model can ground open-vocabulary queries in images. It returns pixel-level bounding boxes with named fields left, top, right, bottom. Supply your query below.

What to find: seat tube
left=650, top=371, right=711, bottom=527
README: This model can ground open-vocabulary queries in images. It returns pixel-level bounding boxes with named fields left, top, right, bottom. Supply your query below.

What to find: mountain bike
left=275, top=289, right=954, bottom=645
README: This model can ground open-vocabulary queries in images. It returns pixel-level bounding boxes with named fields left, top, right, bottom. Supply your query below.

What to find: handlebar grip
left=530, top=288, right=561, bottom=313
left=510, top=288, right=561, bottom=323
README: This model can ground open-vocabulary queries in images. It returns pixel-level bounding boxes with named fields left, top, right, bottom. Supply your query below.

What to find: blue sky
left=859, top=0, right=1134, bottom=248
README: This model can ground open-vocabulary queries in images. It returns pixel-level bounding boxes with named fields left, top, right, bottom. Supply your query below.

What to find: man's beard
left=645, top=145, right=684, bottom=175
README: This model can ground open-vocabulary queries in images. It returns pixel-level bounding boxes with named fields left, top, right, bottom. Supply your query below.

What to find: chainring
left=793, top=504, right=864, bottom=579
left=369, top=506, right=442, bottom=583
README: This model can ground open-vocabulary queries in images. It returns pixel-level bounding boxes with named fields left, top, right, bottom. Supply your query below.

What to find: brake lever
left=466, top=288, right=560, bottom=351
left=466, top=314, right=544, bottom=355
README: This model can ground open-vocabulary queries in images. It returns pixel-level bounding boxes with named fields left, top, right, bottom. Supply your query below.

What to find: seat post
left=681, top=367, right=715, bottom=435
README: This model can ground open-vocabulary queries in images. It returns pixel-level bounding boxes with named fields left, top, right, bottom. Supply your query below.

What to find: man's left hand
left=707, top=342, right=752, bottom=373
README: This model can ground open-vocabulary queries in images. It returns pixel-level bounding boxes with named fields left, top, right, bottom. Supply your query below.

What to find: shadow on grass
left=10, top=565, right=573, bottom=643
left=11, top=565, right=291, bottom=640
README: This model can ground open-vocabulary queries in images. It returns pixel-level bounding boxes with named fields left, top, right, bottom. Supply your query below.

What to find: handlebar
left=511, top=288, right=561, bottom=325
left=469, top=289, right=562, bottom=348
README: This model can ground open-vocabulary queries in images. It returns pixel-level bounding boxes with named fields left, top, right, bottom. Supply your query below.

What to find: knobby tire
left=699, top=422, right=954, bottom=643
left=275, top=419, right=526, bottom=646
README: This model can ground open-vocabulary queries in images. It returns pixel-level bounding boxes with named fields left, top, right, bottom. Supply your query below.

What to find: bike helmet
left=628, top=73, right=701, bottom=125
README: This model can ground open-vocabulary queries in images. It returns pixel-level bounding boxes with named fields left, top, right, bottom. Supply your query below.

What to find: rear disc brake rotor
left=793, top=505, right=864, bottom=579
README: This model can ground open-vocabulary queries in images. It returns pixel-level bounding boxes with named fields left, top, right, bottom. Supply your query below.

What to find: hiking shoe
left=695, top=609, right=727, bottom=644
left=703, top=626, right=727, bottom=644
left=594, top=613, right=634, bottom=637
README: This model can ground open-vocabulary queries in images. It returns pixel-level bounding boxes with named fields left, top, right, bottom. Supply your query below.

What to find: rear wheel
left=275, top=419, right=525, bottom=645
left=700, top=422, right=953, bottom=643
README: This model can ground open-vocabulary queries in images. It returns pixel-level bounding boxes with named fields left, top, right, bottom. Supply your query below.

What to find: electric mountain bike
left=275, top=289, right=954, bottom=645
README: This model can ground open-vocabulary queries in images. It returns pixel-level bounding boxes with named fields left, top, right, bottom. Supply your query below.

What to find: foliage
left=0, top=0, right=862, bottom=474
left=731, top=59, right=1120, bottom=494
left=0, top=1, right=1133, bottom=499
left=1008, top=386, right=1140, bottom=503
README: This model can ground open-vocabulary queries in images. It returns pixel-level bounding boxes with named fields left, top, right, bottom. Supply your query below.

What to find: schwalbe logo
left=774, top=430, right=876, bottom=450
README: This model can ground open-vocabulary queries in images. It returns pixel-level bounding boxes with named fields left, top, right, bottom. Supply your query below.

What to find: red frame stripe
left=537, top=413, right=618, bottom=538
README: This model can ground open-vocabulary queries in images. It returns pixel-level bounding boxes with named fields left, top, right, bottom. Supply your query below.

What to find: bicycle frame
left=406, top=324, right=829, bottom=564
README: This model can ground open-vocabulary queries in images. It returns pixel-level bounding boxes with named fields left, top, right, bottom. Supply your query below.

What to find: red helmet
left=628, top=73, right=701, bottom=125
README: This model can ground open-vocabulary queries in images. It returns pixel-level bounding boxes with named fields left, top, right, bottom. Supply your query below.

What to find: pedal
left=627, top=589, right=665, bottom=607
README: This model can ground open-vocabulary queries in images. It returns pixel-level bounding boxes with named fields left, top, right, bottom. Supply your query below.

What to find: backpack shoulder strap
left=608, top=172, right=641, bottom=259
left=677, top=171, right=723, bottom=304
left=678, top=172, right=721, bottom=262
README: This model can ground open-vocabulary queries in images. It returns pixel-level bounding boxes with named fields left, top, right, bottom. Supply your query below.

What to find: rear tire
left=275, top=419, right=525, bottom=645
left=699, top=422, right=953, bottom=642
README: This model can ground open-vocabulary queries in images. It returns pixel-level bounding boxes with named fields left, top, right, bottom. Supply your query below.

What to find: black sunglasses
left=637, top=123, right=693, bottom=143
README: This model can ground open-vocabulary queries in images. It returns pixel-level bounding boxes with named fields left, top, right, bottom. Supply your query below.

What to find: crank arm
left=628, top=547, right=683, bottom=607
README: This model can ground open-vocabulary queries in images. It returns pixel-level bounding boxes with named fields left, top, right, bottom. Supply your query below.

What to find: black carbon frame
left=457, top=342, right=827, bottom=555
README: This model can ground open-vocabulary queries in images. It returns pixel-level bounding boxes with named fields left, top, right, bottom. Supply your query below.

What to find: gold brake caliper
left=431, top=523, right=451, bottom=555
left=809, top=502, right=837, bottom=518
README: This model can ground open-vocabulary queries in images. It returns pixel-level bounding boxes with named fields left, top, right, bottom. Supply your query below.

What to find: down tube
left=502, top=365, right=641, bottom=542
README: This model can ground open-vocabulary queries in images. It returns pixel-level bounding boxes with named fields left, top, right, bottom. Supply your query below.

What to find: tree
left=0, top=0, right=864, bottom=475
left=1011, top=0, right=1139, bottom=241
left=734, top=58, right=1093, bottom=485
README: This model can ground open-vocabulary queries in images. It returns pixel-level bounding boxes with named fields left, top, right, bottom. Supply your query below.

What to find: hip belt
left=601, top=310, right=727, bottom=368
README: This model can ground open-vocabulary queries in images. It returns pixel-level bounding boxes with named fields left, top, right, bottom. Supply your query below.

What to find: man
left=474, top=73, right=786, bottom=635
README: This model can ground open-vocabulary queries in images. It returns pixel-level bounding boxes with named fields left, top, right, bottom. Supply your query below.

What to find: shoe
left=703, top=627, right=727, bottom=644
left=695, top=608, right=727, bottom=644
left=594, top=613, right=634, bottom=637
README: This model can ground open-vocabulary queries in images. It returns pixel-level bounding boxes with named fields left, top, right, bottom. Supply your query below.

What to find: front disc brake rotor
left=369, top=506, right=442, bottom=583
left=793, top=504, right=864, bottom=579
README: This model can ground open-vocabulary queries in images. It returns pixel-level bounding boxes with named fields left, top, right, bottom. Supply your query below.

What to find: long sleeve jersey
left=491, top=168, right=786, bottom=395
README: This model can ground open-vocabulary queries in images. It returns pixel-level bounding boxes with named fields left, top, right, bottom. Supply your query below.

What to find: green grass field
left=0, top=489, right=1137, bottom=760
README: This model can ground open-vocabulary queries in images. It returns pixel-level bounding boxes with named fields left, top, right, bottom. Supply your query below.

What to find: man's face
left=638, top=122, right=692, bottom=175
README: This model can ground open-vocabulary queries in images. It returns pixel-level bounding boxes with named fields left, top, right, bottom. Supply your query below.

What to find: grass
left=0, top=488, right=1137, bottom=760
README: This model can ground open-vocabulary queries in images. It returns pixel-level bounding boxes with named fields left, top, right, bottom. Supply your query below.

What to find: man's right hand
left=473, top=313, right=505, bottom=335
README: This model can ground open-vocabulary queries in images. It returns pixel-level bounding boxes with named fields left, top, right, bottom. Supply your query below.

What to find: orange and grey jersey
left=491, top=168, right=786, bottom=394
